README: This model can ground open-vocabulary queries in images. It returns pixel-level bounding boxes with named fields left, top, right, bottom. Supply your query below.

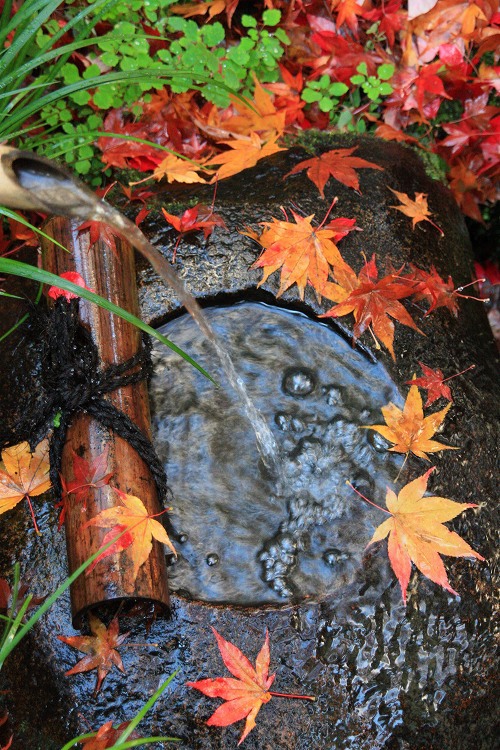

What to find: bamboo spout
left=41, top=217, right=170, bottom=627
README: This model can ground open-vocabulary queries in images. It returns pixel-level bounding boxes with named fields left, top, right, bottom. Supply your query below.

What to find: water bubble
left=367, top=430, right=390, bottom=453
left=206, top=552, right=219, bottom=566
left=177, top=533, right=189, bottom=544
left=275, top=412, right=290, bottom=431
left=323, top=548, right=350, bottom=566
left=324, top=385, right=343, bottom=406
left=282, top=367, right=316, bottom=397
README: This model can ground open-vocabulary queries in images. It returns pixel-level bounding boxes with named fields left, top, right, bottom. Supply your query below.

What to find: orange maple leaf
left=58, top=614, right=129, bottom=694
left=244, top=208, right=353, bottom=299
left=224, top=78, right=286, bottom=140
left=363, top=382, right=458, bottom=460
left=80, top=720, right=139, bottom=750
left=354, top=468, right=484, bottom=603
left=85, top=489, right=176, bottom=580
left=0, top=440, right=51, bottom=533
left=285, top=147, right=383, bottom=198
left=152, top=153, right=207, bottom=184
left=204, top=133, right=286, bottom=182
left=320, top=255, right=421, bottom=358
left=187, top=628, right=314, bottom=745
left=388, top=188, right=444, bottom=235
left=170, top=0, right=238, bottom=27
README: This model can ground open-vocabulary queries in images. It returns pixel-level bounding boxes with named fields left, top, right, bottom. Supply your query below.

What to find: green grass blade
left=0, top=526, right=139, bottom=668
left=0, top=282, right=43, bottom=344
left=0, top=0, right=64, bottom=71
left=114, top=671, right=179, bottom=746
left=0, top=208, right=69, bottom=252
left=0, top=258, right=214, bottom=382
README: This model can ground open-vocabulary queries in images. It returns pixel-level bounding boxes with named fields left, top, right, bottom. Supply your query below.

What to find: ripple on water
left=149, top=302, right=403, bottom=605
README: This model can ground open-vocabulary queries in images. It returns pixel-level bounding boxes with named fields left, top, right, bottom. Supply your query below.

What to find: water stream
left=10, top=154, right=281, bottom=476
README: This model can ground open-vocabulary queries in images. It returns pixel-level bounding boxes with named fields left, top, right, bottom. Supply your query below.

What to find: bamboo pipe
left=41, top=217, right=170, bottom=627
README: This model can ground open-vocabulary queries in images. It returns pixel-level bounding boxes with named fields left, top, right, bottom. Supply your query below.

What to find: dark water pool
left=150, top=302, right=403, bottom=605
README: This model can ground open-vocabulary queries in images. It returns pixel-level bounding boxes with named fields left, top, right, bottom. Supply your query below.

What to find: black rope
left=2, top=298, right=168, bottom=505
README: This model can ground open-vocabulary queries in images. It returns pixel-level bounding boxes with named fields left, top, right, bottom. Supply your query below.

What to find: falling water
left=9, top=154, right=281, bottom=476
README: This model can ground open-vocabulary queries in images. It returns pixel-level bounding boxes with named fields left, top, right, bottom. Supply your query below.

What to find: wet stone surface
left=150, top=302, right=403, bottom=604
left=0, top=135, right=498, bottom=750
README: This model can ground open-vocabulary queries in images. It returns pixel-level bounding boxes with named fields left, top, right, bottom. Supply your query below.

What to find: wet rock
left=0, top=135, right=498, bottom=750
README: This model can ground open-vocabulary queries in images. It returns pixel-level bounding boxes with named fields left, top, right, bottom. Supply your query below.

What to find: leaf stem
left=269, top=691, right=315, bottom=701
left=441, top=364, right=475, bottom=383
left=346, top=481, right=389, bottom=513
left=25, top=495, right=41, bottom=535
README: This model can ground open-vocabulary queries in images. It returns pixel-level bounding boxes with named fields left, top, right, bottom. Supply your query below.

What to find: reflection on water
left=150, top=302, right=404, bottom=605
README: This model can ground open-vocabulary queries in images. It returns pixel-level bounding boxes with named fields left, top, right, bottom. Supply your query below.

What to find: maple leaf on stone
left=388, top=188, right=444, bottom=235
left=320, top=255, right=421, bottom=359
left=162, top=203, right=227, bottom=260
left=85, top=489, right=176, bottom=580
left=58, top=614, right=129, bottom=694
left=285, top=147, right=383, bottom=198
left=406, top=363, right=475, bottom=407
left=152, top=153, right=207, bottom=184
left=204, top=133, right=286, bottom=182
left=363, top=382, right=458, bottom=460
left=0, top=576, right=46, bottom=618
left=187, top=628, right=314, bottom=745
left=359, top=468, right=484, bottom=603
left=0, top=440, right=51, bottom=533
left=244, top=208, right=352, bottom=299
left=405, top=264, right=460, bottom=315
left=81, top=721, right=139, bottom=750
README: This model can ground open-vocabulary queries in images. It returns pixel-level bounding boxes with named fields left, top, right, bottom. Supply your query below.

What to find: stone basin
left=0, top=135, right=498, bottom=750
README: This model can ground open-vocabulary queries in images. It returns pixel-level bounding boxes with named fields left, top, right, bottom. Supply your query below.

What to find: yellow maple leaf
left=388, top=188, right=444, bottom=235
left=224, top=78, right=286, bottom=139
left=360, top=468, right=484, bottom=603
left=85, top=489, right=176, bottom=580
left=363, top=382, right=458, bottom=460
left=152, top=153, right=207, bottom=184
left=204, top=133, right=286, bottom=182
left=0, top=440, right=51, bottom=531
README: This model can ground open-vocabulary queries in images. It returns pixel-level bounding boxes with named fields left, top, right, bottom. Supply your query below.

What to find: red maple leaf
left=78, top=218, right=120, bottom=256
left=187, top=628, right=314, bottom=745
left=404, top=264, right=485, bottom=316
left=285, top=147, right=383, bottom=197
left=80, top=721, right=139, bottom=750
left=47, top=271, right=91, bottom=302
left=406, top=362, right=475, bottom=407
left=56, top=448, right=113, bottom=529
left=363, top=0, right=404, bottom=46
left=162, top=203, right=227, bottom=260
left=58, top=614, right=129, bottom=694
left=321, top=255, right=421, bottom=359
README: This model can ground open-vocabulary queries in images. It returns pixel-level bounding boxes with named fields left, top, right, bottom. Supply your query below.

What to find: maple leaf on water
left=388, top=188, right=444, bottom=236
left=162, top=203, right=227, bottom=260
left=285, top=147, right=383, bottom=198
left=349, top=468, right=484, bottom=603
left=58, top=614, right=129, bottom=694
left=187, top=628, right=314, bottom=745
left=85, top=489, right=176, bottom=580
left=204, top=133, right=286, bottom=182
left=0, top=440, right=51, bottom=534
left=363, top=382, right=458, bottom=460
left=320, top=255, right=421, bottom=359
left=405, top=362, right=475, bottom=407
left=244, top=206, right=354, bottom=299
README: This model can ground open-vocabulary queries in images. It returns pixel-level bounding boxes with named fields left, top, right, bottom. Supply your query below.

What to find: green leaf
left=356, top=62, right=368, bottom=76
left=241, top=14, right=257, bottom=28
left=350, top=74, right=365, bottom=85
left=202, top=22, right=225, bottom=47
left=379, top=82, right=394, bottom=95
left=329, top=82, right=349, bottom=96
left=319, top=97, right=335, bottom=112
left=262, top=8, right=281, bottom=26
left=377, top=63, right=395, bottom=81
left=301, top=88, right=322, bottom=103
